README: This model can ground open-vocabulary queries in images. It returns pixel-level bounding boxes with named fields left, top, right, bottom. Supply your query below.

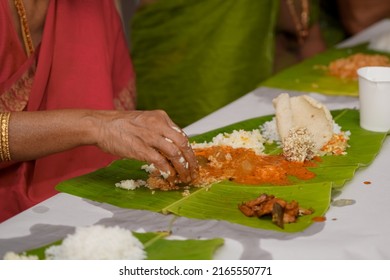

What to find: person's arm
left=7, top=109, right=198, bottom=183
left=298, top=22, right=326, bottom=60
left=277, top=0, right=327, bottom=61
left=337, top=0, right=390, bottom=35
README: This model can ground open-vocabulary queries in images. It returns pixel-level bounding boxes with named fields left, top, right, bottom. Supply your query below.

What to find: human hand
left=94, top=110, right=198, bottom=184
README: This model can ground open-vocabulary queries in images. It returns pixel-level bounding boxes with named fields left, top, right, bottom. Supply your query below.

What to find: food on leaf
left=144, top=145, right=317, bottom=190
left=238, top=193, right=314, bottom=228
left=272, top=93, right=334, bottom=161
left=328, top=53, right=390, bottom=80
left=116, top=94, right=350, bottom=191
left=4, top=225, right=147, bottom=260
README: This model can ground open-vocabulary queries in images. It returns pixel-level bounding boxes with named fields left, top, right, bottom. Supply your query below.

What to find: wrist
left=80, top=110, right=106, bottom=146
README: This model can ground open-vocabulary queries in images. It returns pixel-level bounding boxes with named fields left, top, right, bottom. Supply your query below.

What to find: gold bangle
left=0, top=116, right=2, bottom=161
left=0, top=112, right=4, bottom=161
left=0, top=112, right=11, bottom=161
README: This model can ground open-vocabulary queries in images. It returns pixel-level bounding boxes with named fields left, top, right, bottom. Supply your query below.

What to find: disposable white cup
left=357, top=66, right=390, bottom=133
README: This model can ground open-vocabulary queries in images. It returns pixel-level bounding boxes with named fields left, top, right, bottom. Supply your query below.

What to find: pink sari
left=0, top=0, right=136, bottom=222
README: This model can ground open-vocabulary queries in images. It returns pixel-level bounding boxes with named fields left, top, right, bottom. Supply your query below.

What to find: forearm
left=4, top=109, right=198, bottom=183
left=277, top=0, right=326, bottom=60
left=337, top=0, right=390, bottom=35
left=8, top=110, right=98, bottom=161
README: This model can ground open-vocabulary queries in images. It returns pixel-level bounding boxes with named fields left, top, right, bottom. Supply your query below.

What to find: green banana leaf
left=262, top=44, right=390, bottom=96
left=56, top=109, right=387, bottom=233
left=24, top=232, right=224, bottom=260
left=132, top=0, right=279, bottom=127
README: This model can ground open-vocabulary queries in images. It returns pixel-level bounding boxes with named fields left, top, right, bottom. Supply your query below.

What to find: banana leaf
left=131, top=0, right=279, bottom=127
left=24, top=232, right=224, bottom=260
left=56, top=109, right=387, bottom=233
left=261, top=44, right=390, bottom=96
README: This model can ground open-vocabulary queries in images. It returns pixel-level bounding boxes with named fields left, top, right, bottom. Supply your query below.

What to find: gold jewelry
left=14, top=0, right=35, bottom=56
left=285, top=0, right=309, bottom=45
left=0, top=112, right=12, bottom=162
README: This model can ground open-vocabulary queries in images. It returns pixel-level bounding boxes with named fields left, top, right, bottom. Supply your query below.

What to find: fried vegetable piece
left=238, top=193, right=314, bottom=228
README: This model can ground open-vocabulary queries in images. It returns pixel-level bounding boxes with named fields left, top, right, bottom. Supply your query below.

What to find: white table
left=1, top=21, right=390, bottom=260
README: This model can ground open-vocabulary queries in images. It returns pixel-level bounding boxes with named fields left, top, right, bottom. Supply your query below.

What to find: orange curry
left=193, top=146, right=317, bottom=186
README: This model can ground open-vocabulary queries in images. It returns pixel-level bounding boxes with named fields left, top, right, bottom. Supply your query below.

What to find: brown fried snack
left=238, top=193, right=314, bottom=228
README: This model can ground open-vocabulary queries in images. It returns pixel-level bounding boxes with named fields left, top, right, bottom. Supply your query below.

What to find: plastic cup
left=357, top=66, right=390, bottom=133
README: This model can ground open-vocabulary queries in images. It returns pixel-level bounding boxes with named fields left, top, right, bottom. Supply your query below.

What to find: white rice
left=191, top=129, right=266, bottom=155
left=3, top=225, right=146, bottom=260
left=45, top=225, right=146, bottom=260
left=115, top=179, right=146, bottom=190
left=332, top=121, right=351, bottom=137
left=141, top=163, right=170, bottom=179
left=3, top=252, right=38, bottom=260
left=141, top=163, right=156, bottom=173
left=259, top=118, right=281, bottom=143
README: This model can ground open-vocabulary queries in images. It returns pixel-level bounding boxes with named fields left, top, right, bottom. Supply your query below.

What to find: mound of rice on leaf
left=192, top=129, right=266, bottom=155
left=3, top=252, right=38, bottom=260
left=4, top=225, right=146, bottom=260
left=45, top=225, right=146, bottom=260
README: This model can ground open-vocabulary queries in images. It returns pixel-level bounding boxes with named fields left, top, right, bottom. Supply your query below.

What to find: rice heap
left=46, top=225, right=146, bottom=260
left=4, top=225, right=146, bottom=260
left=3, top=252, right=38, bottom=260
left=191, top=129, right=266, bottom=155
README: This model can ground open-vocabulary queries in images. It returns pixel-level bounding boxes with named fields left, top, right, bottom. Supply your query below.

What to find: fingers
left=139, top=143, right=177, bottom=185
left=161, top=113, right=198, bottom=173
left=142, top=110, right=198, bottom=183
left=161, top=127, right=198, bottom=182
left=160, top=137, right=194, bottom=183
left=96, top=110, right=198, bottom=185
left=142, top=129, right=196, bottom=184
